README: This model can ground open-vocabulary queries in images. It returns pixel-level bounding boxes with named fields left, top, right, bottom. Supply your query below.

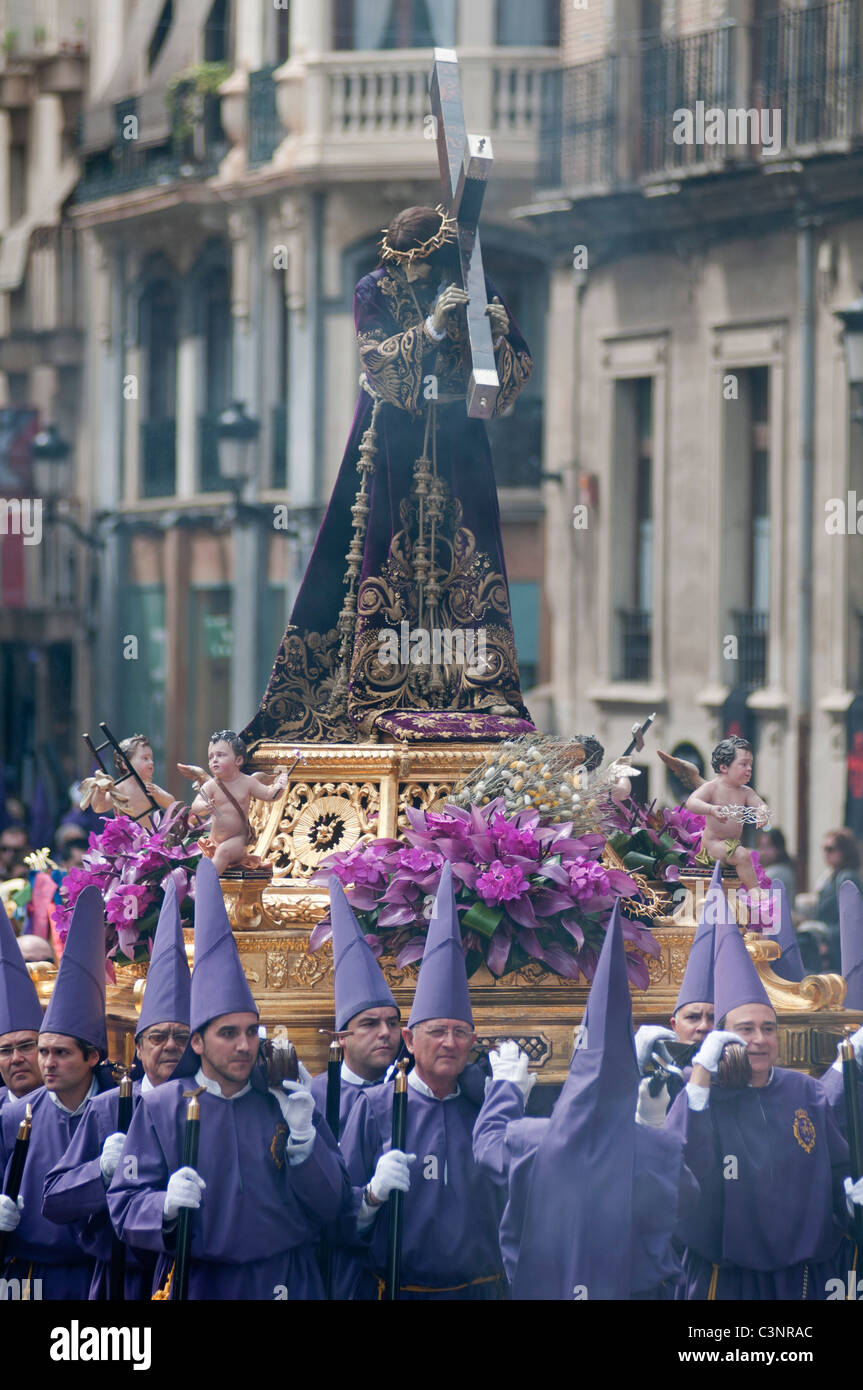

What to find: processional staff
left=384, top=1058, right=410, bottom=1301
left=172, top=1087, right=204, bottom=1302
left=107, top=1069, right=134, bottom=1300
left=0, top=1103, right=32, bottom=1266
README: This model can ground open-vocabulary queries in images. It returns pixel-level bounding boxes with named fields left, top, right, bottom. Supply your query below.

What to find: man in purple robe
left=0, top=886, right=113, bottom=1298
left=42, top=877, right=195, bottom=1298
left=309, top=881, right=401, bottom=1131
left=338, top=862, right=506, bottom=1299
left=474, top=903, right=694, bottom=1299
left=0, top=902, right=43, bottom=1110
left=664, top=907, right=859, bottom=1299
left=107, top=859, right=350, bottom=1299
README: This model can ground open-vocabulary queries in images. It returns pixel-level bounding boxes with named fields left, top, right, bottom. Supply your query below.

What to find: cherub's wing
left=657, top=749, right=706, bottom=792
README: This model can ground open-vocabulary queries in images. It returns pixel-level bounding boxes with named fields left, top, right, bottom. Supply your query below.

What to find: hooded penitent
left=189, top=858, right=256, bottom=1035
left=39, top=885, right=107, bottom=1055
left=408, top=861, right=473, bottom=1029
left=329, top=878, right=398, bottom=1031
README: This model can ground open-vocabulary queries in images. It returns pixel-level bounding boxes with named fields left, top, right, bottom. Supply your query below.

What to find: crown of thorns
left=379, top=206, right=458, bottom=265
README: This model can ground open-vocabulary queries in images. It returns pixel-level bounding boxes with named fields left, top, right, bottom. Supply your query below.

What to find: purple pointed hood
left=673, top=862, right=722, bottom=1014
left=713, top=908, right=771, bottom=1026
left=769, top=878, right=806, bottom=983
left=408, top=861, right=473, bottom=1029
left=135, top=876, right=196, bottom=1077
left=840, top=879, right=863, bottom=1011
left=330, top=879, right=397, bottom=1031
left=0, top=903, right=43, bottom=1035
left=40, top=885, right=107, bottom=1055
left=190, top=858, right=257, bottom=1035
left=512, top=903, right=638, bottom=1300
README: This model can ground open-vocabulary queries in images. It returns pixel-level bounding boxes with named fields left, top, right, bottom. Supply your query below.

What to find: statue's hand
left=486, top=295, right=509, bottom=341
left=431, top=283, right=469, bottom=333
left=177, top=763, right=208, bottom=783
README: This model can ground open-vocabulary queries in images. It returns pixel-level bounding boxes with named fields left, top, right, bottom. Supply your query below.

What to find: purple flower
left=475, top=860, right=531, bottom=907
left=490, top=814, right=541, bottom=860
left=397, top=846, right=443, bottom=875
left=567, top=857, right=611, bottom=903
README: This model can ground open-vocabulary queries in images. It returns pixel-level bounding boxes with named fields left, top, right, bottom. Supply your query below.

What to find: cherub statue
left=178, top=729, right=289, bottom=874
left=684, top=736, right=770, bottom=892
left=80, top=734, right=174, bottom=832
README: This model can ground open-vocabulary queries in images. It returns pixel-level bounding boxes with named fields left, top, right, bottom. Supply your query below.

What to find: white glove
left=834, top=1025, right=863, bottom=1073
left=281, top=1079, right=315, bottom=1143
left=100, top=1132, right=126, bottom=1184
left=0, top=1194, right=23, bottom=1232
left=369, top=1149, right=415, bottom=1202
left=634, top=1025, right=677, bottom=1075
left=844, top=1174, right=863, bottom=1215
left=163, top=1166, right=206, bottom=1221
left=297, top=1059, right=313, bottom=1088
left=635, top=1075, right=670, bottom=1127
left=488, top=1040, right=537, bottom=1102
left=692, top=1030, right=746, bottom=1075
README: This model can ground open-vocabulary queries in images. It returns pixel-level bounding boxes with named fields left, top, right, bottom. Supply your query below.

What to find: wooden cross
left=429, top=48, right=499, bottom=420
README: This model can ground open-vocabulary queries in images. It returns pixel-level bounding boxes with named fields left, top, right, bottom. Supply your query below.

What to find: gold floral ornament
left=379, top=205, right=457, bottom=266
left=291, top=796, right=364, bottom=868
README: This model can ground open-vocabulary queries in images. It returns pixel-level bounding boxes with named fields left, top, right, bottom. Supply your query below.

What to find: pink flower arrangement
left=310, top=798, right=658, bottom=987
left=53, top=803, right=202, bottom=965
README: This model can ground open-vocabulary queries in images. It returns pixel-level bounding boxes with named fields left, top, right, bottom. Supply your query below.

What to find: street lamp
left=834, top=289, right=863, bottom=422
left=31, top=424, right=71, bottom=500
left=216, top=400, right=260, bottom=485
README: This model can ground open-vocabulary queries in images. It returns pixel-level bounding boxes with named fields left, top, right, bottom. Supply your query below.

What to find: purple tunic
left=473, top=1080, right=693, bottom=1298
left=0, top=1085, right=104, bottom=1298
left=338, top=1077, right=506, bottom=1300
left=664, top=1067, right=850, bottom=1299
left=309, top=1069, right=380, bottom=1134
left=107, top=1078, right=350, bottom=1300
left=42, top=1080, right=156, bottom=1300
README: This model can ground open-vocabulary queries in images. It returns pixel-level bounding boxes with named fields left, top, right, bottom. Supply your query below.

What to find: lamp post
left=217, top=401, right=263, bottom=731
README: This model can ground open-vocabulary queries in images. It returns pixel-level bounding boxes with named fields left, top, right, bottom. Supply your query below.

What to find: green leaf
left=607, top=831, right=629, bottom=854
left=622, top=851, right=657, bottom=873
left=462, top=901, right=503, bottom=938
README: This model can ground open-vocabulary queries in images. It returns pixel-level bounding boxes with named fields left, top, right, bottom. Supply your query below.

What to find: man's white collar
left=408, top=1069, right=460, bottom=1101
left=342, top=1061, right=374, bottom=1087
left=48, top=1074, right=98, bottom=1116
left=195, top=1066, right=251, bottom=1101
left=141, top=1075, right=155, bottom=1094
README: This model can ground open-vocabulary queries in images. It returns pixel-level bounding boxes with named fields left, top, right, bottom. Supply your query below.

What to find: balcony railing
left=617, top=609, right=652, bottom=682
left=74, top=96, right=225, bottom=204
left=248, top=65, right=279, bottom=167
left=539, top=0, right=862, bottom=193
left=732, top=608, right=768, bottom=690
left=140, top=418, right=176, bottom=499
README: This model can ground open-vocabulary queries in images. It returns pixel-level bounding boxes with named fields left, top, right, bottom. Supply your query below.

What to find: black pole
left=172, top=1089, right=202, bottom=1301
left=107, top=1072, right=134, bottom=1299
left=0, top=1104, right=31, bottom=1267
left=384, top=1059, right=409, bottom=1301
left=323, top=1039, right=342, bottom=1299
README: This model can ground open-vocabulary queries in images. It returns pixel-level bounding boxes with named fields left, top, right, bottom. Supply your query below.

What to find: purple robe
left=309, top=1069, right=381, bottom=1134
left=241, top=268, right=532, bottom=749
left=42, top=1080, right=156, bottom=1300
left=473, top=1080, right=693, bottom=1298
left=337, top=1076, right=506, bottom=1300
left=0, top=1085, right=106, bottom=1298
left=665, top=1067, right=850, bottom=1299
left=107, top=1078, right=349, bottom=1300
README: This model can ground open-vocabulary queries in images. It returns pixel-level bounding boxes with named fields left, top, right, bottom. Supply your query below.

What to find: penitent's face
left=724, top=1003, right=778, bottom=1084
left=0, top=1030, right=41, bottom=1097
left=671, top=1003, right=715, bottom=1045
left=341, top=1007, right=401, bottom=1082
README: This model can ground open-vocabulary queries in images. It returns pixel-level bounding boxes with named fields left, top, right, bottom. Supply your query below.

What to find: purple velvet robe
left=0, top=1085, right=104, bottom=1298
left=337, top=1076, right=506, bottom=1300
left=241, top=267, right=533, bottom=749
left=42, top=1080, right=156, bottom=1300
left=664, top=1067, right=850, bottom=1299
left=107, top=1078, right=350, bottom=1300
left=473, top=1080, right=693, bottom=1298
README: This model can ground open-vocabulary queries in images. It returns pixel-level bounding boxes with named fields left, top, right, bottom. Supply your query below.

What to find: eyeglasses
left=420, top=1025, right=474, bottom=1044
left=823, top=844, right=839, bottom=853
left=0, top=1040, right=38, bottom=1060
left=142, top=1028, right=191, bottom=1047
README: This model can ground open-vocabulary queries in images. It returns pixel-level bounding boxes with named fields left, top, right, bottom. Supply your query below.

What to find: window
left=119, top=586, right=167, bottom=770
left=199, top=264, right=232, bottom=492
left=139, top=278, right=177, bottom=498
left=187, top=587, right=232, bottom=755
left=334, top=0, right=456, bottom=50
left=509, top=580, right=540, bottom=691
left=496, top=0, right=560, bottom=46
left=726, top=365, right=770, bottom=690
left=612, top=377, right=654, bottom=681
left=204, top=0, right=229, bottom=63
left=148, top=0, right=173, bottom=72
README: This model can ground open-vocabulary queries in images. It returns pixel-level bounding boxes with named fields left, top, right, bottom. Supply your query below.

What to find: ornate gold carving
left=266, top=951, right=290, bottom=989
left=262, top=779, right=381, bottom=880
left=292, top=953, right=334, bottom=988
left=397, top=780, right=455, bottom=821
left=243, top=966, right=261, bottom=986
